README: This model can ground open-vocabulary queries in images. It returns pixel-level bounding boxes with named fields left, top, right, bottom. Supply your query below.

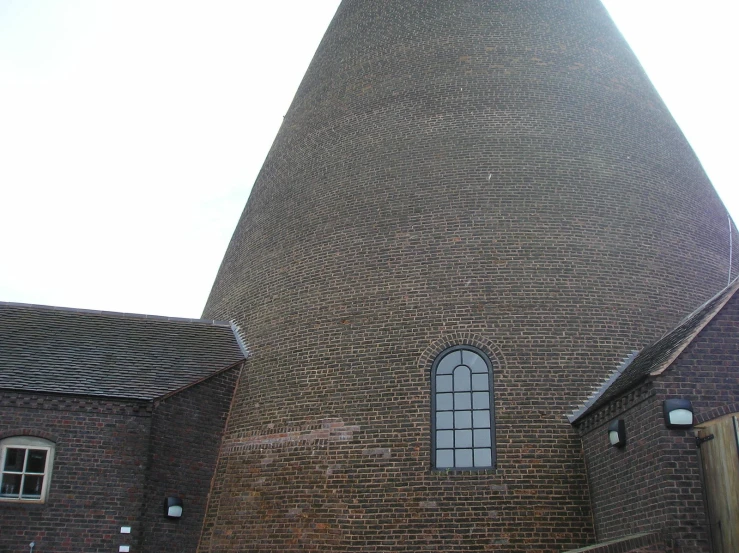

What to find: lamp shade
left=608, top=419, right=626, bottom=447
left=663, top=399, right=694, bottom=429
left=165, top=496, right=183, bottom=519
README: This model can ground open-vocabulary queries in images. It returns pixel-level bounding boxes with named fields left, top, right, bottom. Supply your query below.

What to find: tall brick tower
left=199, top=2, right=735, bottom=551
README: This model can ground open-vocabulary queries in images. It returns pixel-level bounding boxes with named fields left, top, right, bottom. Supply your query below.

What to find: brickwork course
left=200, top=1, right=738, bottom=551
left=0, top=393, right=151, bottom=553
left=140, top=369, right=242, bottom=553
left=575, top=283, right=739, bottom=553
left=0, top=370, right=241, bottom=553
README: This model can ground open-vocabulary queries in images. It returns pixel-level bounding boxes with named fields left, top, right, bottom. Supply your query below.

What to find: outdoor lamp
left=165, top=496, right=183, bottom=519
left=608, top=419, right=626, bottom=447
left=663, top=399, right=694, bottom=429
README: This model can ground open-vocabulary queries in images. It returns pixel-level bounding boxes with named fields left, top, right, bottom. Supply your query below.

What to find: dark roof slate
left=570, top=278, right=739, bottom=423
left=0, top=302, right=247, bottom=400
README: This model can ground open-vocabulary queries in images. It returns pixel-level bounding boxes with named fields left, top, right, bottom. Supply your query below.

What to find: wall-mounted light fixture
left=608, top=419, right=626, bottom=447
left=663, top=399, right=694, bottom=429
left=165, top=496, right=183, bottom=519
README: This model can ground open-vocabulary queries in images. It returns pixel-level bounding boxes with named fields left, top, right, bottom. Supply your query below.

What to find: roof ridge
left=0, top=300, right=232, bottom=327
left=230, top=321, right=251, bottom=358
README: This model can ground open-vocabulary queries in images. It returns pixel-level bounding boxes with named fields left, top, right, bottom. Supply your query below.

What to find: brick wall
left=660, top=292, right=739, bottom=417
left=200, top=1, right=736, bottom=551
left=577, top=292, right=739, bottom=552
left=655, top=291, right=739, bottom=551
left=576, top=386, right=708, bottom=552
left=140, top=365, right=241, bottom=553
left=0, top=392, right=151, bottom=553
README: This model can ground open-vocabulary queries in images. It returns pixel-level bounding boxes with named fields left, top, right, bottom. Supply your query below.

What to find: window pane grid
left=1, top=446, right=49, bottom=501
left=433, top=347, right=494, bottom=469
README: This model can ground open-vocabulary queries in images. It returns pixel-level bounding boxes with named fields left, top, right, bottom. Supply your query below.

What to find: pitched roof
left=0, top=302, right=247, bottom=400
left=569, top=278, right=739, bottom=423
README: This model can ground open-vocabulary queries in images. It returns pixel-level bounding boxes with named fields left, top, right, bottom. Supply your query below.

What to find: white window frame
left=0, top=436, right=55, bottom=503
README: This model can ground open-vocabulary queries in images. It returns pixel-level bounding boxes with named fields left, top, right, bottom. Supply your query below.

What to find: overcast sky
left=0, top=1, right=736, bottom=318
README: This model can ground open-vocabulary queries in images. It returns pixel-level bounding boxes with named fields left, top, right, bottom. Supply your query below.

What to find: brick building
left=0, top=303, right=246, bottom=553
left=2, top=1, right=738, bottom=552
left=198, top=1, right=738, bottom=552
left=570, top=279, right=739, bottom=553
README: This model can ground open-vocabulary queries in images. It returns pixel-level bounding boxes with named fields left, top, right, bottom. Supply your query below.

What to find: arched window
left=431, top=346, right=495, bottom=469
left=0, top=436, right=55, bottom=503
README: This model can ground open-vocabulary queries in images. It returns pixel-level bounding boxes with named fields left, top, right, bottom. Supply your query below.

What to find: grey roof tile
left=570, top=278, right=739, bottom=423
left=0, top=302, right=246, bottom=400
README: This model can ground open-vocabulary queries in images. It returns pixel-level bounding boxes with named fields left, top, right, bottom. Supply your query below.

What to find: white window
left=0, top=437, right=55, bottom=503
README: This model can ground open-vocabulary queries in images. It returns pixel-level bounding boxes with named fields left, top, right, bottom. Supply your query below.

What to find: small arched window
left=0, top=436, right=55, bottom=503
left=431, top=346, right=495, bottom=469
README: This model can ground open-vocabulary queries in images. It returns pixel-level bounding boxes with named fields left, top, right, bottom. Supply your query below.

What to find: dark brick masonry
left=200, top=1, right=737, bottom=551
left=0, top=393, right=152, bottom=553
left=576, top=287, right=739, bottom=553
left=140, top=368, right=241, bottom=553
left=0, top=302, right=245, bottom=553
left=0, top=367, right=241, bottom=553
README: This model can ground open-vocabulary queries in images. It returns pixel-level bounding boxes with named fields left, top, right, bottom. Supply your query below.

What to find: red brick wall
left=660, top=292, right=739, bottom=417
left=0, top=392, right=151, bottom=553
left=577, top=387, right=709, bottom=553
left=578, top=386, right=667, bottom=543
left=655, top=292, right=739, bottom=551
left=199, top=1, right=735, bottom=551
left=140, top=366, right=241, bottom=553
left=577, top=292, right=739, bottom=552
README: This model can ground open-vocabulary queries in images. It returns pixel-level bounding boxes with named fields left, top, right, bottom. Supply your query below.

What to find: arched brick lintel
left=418, top=333, right=506, bottom=374
left=695, top=402, right=739, bottom=425
left=0, top=428, right=58, bottom=443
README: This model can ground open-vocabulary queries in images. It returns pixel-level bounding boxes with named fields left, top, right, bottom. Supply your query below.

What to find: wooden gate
left=697, top=414, right=739, bottom=553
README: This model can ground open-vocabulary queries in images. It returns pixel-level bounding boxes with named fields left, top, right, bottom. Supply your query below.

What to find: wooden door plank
left=700, top=415, right=739, bottom=553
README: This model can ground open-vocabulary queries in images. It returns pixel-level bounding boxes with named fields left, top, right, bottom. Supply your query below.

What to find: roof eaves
left=0, top=385, right=156, bottom=402
left=568, top=350, right=638, bottom=423
left=153, top=358, right=245, bottom=402
left=0, top=300, right=234, bottom=328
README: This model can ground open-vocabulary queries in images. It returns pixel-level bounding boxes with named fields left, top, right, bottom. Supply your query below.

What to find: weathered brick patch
left=221, top=418, right=360, bottom=453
